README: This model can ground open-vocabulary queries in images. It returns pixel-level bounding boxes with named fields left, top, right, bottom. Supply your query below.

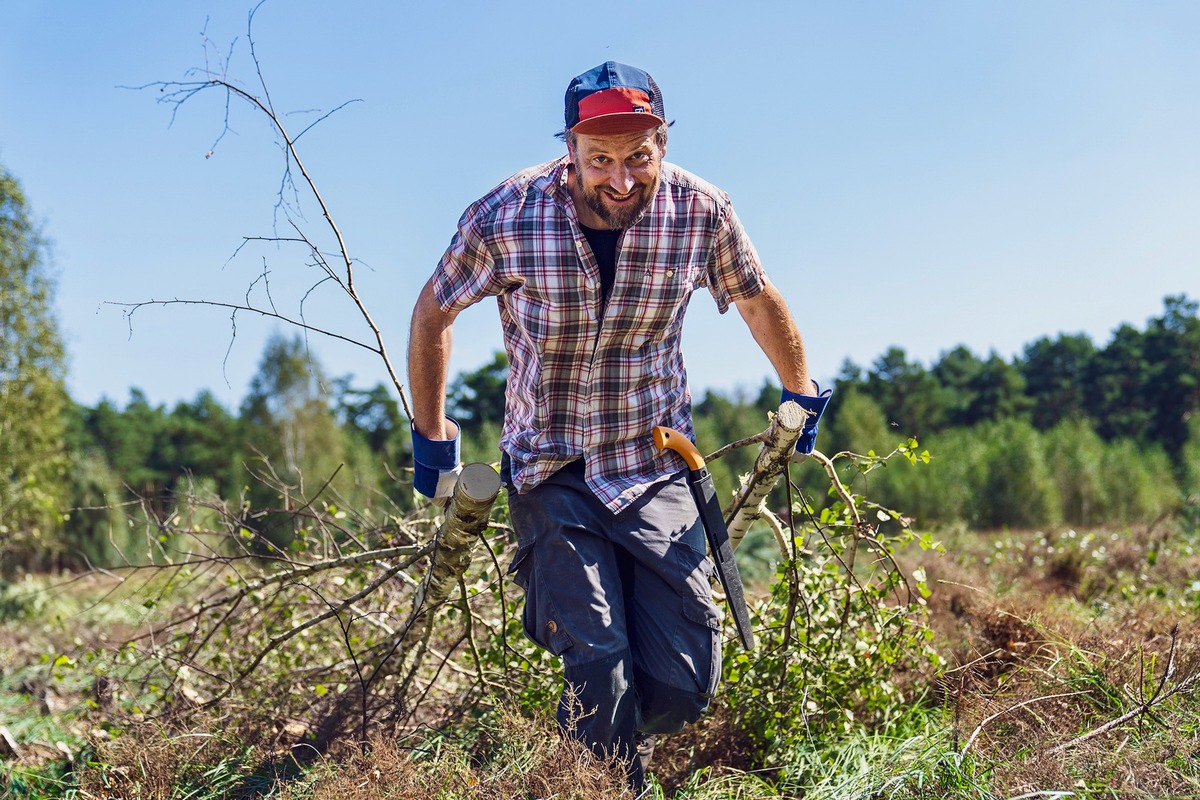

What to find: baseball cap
left=564, top=61, right=667, bottom=136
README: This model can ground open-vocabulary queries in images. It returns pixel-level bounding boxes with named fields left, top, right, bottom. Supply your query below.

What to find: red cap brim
left=571, top=113, right=666, bottom=135
left=571, top=86, right=665, bottom=135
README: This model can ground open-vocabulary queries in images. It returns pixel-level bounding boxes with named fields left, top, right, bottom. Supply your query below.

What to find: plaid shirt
left=434, top=157, right=765, bottom=513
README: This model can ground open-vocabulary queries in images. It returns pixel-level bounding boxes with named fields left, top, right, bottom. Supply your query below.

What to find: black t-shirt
left=580, top=224, right=620, bottom=302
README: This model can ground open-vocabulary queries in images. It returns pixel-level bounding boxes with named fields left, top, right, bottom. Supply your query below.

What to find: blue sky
left=2, top=1, right=1197, bottom=412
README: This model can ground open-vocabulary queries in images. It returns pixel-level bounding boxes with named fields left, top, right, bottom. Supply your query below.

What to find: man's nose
left=607, top=167, right=635, bottom=193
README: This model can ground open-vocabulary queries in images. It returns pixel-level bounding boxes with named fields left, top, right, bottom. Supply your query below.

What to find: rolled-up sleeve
left=704, top=199, right=765, bottom=314
left=433, top=206, right=506, bottom=314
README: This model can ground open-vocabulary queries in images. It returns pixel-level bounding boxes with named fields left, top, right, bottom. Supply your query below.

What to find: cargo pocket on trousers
left=680, top=560, right=723, bottom=698
left=507, top=542, right=574, bottom=656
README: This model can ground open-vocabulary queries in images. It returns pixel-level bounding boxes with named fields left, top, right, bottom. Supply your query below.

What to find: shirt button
left=547, top=620, right=558, bottom=633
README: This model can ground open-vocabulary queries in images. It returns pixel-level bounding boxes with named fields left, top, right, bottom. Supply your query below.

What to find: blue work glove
left=411, top=418, right=462, bottom=499
left=782, top=382, right=833, bottom=455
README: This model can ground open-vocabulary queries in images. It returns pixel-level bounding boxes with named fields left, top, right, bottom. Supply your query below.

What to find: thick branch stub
left=369, top=464, right=502, bottom=694
left=410, top=463, right=502, bottom=620
left=725, top=401, right=807, bottom=551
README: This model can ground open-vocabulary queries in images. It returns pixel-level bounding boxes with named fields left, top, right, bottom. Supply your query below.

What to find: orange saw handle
left=652, top=426, right=706, bottom=471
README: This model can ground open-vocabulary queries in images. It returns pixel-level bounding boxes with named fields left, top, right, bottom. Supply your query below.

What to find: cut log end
left=776, top=400, right=808, bottom=431
left=456, top=462, right=502, bottom=503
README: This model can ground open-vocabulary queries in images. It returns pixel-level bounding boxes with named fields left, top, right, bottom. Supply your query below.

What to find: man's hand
left=412, top=418, right=462, bottom=499
left=782, top=383, right=832, bottom=456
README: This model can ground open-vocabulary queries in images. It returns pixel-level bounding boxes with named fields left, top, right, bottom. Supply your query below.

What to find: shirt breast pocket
left=618, top=261, right=697, bottom=335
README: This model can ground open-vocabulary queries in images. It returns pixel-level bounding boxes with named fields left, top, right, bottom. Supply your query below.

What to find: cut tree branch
left=724, top=400, right=807, bottom=550
left=363, top=463, right=502, bottom=697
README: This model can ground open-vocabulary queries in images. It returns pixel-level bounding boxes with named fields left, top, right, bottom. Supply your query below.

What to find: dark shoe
left=634, top=732, right=656, bottom=774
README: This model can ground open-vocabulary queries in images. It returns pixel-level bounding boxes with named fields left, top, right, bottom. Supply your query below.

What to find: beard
left=574, top=160, right=659, bottom=230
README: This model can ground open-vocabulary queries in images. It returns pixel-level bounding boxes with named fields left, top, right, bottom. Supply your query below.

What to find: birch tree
left=0, top=162, right=69, bottom=571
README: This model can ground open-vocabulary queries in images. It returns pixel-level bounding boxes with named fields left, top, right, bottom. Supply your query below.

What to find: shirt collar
left=549, top=156, right=571, bottom=200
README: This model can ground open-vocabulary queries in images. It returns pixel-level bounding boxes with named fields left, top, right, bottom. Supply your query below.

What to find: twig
left=1044, top=625, right=1197, bottom=756
left=706, top=432, right=766, bottom=463
left=110, top=297, right=377, bottom=354
left=460, top=576, right=496, bottom=695
left=960, top=691, right=1089, bottom=757
left=808, top=450, right=862, bottom=527
left=205, top=560, right=409, bottom=704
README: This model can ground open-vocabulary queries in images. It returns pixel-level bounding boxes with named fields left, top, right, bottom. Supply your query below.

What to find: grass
left=3, top=513, right=1200, bottom=798
left=909, top=517, right=1200, bottom=798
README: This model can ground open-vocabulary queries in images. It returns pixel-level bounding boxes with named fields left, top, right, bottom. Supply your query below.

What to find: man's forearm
left=735, top=280, right=814, bottom=395
left=408, top=278, right=458, bottom=440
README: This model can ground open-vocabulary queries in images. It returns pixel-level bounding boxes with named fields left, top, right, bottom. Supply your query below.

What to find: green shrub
left=1101, top=439, right=1179, bottom=523
left=1183, top=415, right=1200, bottom=498
left=58, top=450, right=133, bottom=569
left=977, top=419, right=1061, bottom=529
left=721, top=447, right=943, bottom=787
left=1044, top=418, right=1108, bottom=526
left=903, top=428, right=989, bottom=526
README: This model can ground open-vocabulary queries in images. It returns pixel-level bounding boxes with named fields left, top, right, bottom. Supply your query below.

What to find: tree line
left=3, top=158, right=1199, bottom=576
left=59, top=289, right=1194, bottom=569
left=818, top=294, right=1200, bottom=530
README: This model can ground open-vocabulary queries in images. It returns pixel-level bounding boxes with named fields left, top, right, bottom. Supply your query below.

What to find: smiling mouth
left=606, top=190, right=636, bottom=202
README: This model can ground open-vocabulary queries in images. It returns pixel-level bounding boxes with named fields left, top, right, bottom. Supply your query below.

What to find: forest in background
left=4, top=294, right=1199, bottom=576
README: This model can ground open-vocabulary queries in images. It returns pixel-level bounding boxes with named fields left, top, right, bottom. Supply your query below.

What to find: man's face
left=568, top=128, right=665, bottom=230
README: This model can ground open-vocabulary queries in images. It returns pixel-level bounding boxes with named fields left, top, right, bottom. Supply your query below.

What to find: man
left=407, top=62, right=830, bottom=789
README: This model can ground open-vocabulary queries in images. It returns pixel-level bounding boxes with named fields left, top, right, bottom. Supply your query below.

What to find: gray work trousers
left=505, top=457, right=722, bottom=786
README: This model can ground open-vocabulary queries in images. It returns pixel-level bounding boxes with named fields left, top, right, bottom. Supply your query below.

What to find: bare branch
left=124, top=8, right=411, bottom=418
left=109, top=297, right=380, bottom=355
left=706, top=432, right=766, bottom=464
